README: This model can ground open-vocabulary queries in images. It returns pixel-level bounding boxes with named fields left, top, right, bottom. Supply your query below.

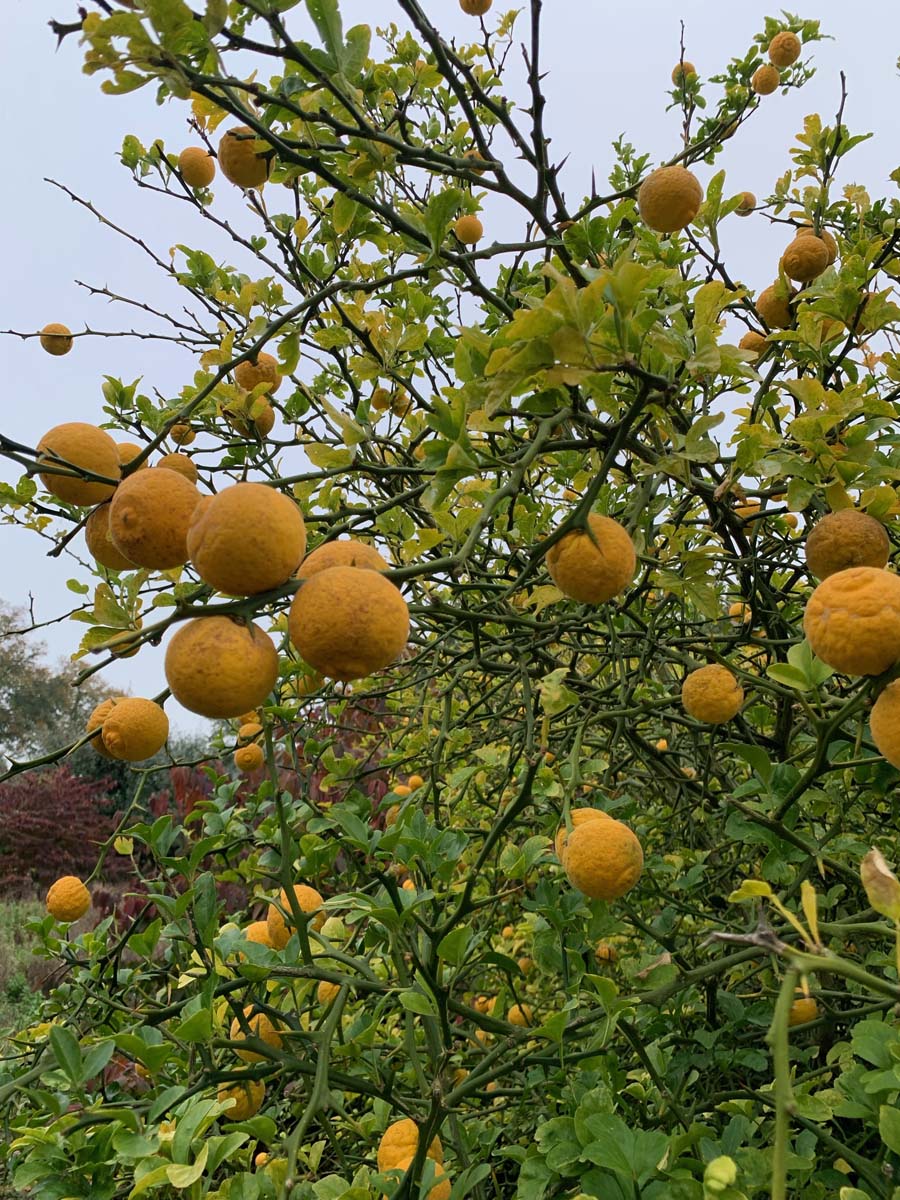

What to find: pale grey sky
left=2, top=0, right=897, bottom=735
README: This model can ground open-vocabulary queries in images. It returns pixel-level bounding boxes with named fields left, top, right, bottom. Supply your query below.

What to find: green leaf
left=437, top=925, right=471, bottom=964
left=399, top=988, right=438, bottom=1017
left=880, top=1104, right=900, bottom=1154
left=332, top=191, right=358, bottom=235
left=49, top=1026, right=82, bottom=1085
left=424, top=188, right=464, bottom=253
left=172, top=1009, right=213, bottom=1043
left=766, top=663, right=811, bottom=690
left=167, top=1145, right=208, bottom=1188
left=305, top=0, right=344, bottom=71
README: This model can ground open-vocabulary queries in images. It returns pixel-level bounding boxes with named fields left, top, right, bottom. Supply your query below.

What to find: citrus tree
left=5, top=4, right=900, bottom=1199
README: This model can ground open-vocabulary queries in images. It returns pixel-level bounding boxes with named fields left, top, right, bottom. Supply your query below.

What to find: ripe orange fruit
left=95, top=697, right=169, bottom=761
left=86, top=697, right=120, bottom=758
left=682, top=664, right=744, bottom=723
left=244, top=920, right=273, bottom=948
left=768, top=31, right=801, bottom=67
left=39, top=323, right=73, bottom=356
left=554, top=808, right=612, bottom=860
left=671, top=61, right=696, bottom=85
left=156, top=453, right=198, bottom=483
left=869, top=680, right=900, bottom=767
left=407, top=773, right=425, bottom=789
left=459, top=0, right=491, bottom=14
left=267, top=883, right=326, bottom=948
left=108, top=468, right=200, bottom=570
left=297, top=538, right=388, bottom=579
left=235, top=743, right=265, bottom=772
left=178, top=146, right=215, bottom=188
left=805, top=509, right=889, bottom=579
left=37, top=423, right=120, bottom=506
left=384, top=803, right=401, bottom=827
left=371, top=387, right=391, bottom=411
left=46, top=876, right=91, bottom=922
left=595, top=941, right=618, bottom=962
left=218, top=1078, right=265, bottom=1120
left=165, top=616, right=279, bottom=717
left=797, top=225, right=837, bottom=265
left=655, top=738, right=668, bottom=751
left=187, top=482, right=306, bottom=596
left=85, top=502, right=136, bottom=570
left=169, top=423, right=195, bottom=446
left=781, top=235, right=830, bottom=283
left=788, top=996, right=819, bottom=1026
left=238, top=721, right=263, bottom=744
left=637, top=165, right=703, bottom=233
left=377, top=1118, right=443, bottom=1171
left=454, top=215, right=484, bottom=244
left=463, top=148, right=488, bottom=174
left=517, top=956, right=534, bottom=974
left=507, top=1003, right=532, bottom=1027
left=728, top=601, right=751, bottom=623
left=229, top=1006, right=282, bottom=1062
left=735, top=191, right=756, bottom=216
left=804, top=566, right=900, bottom=675
left=218, top=126, right=270, bottom=189
left=751, top=64, right=781, bottom=95
left=739, top=330, right=767, bottom=357
left=317, top=979, right=340, bottom=1005
left=288, top=565, right=409, bottom=681
left=234, top=351, right=282, bottom=395
left=545, top=513, right=636, bottom=604
left=116, top=442, right=147, bottom=471
left=756, top=284, right=793, bottom=328
left=563, top=817, right=643, bottom=901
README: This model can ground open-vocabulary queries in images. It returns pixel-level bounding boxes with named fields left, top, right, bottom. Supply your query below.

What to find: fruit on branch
left=751, top=64, right=781, bottom=94
left=218, top=125, right=270, bottom=189
left=545, top=513, right=636, bottom=604
left=85, top=502, right=136, bottom=570
left=681, top=664, right=744, bottom=724
left=156, top=452, right=198, bottom=483
left=637, top=165, right=703, bottom=233
left=454, top=215, right=484, bottom=244
left=116, top=442, right=147, bottom=470
left=768, top=31, right=802, bottom=67
left=164, top=616, right=279, bottom=718
left=377, top=1118, right=443, bottom=1170
left=229, top=1006, right=282, bottom=1061
left=297, top=537, right=388, bottom=578
left=39, top=322, right=73, bottom=356
left=671, top=61, right=696, bottom=85
left=788, top=996, right=819, bottom=1025
left=288, top=565, right=410, bottom=682
left=234, top=351, right=282, bottom=394
left=804, top=509, right=890, bottom=579
left=93, top=697, right=169, bottom=761
left=738, top=331, right=767, bottom=357
left=755, top=284, right=794, bottom=328
left=804, top=566, right=900, bottom=675
left=869, top=680, right=900, bottom=767
left=266, top=883, right=326, bottom=948
left=108, top=467, right=201, bottom=569
left=507, top=1003, right=532, bottom=1026
left=459, top=0, right=492, bottom=14
left=562, top=817, right=643, bottom=901
left=244, top=920, right=273, bottom=949
left=37, top=422, right=120, bottom=506
left=234, top=743, right=264, bottom=772
left=46, top=875, right=91, bottom=922
left=187, top=481, right=306, bottom=596
left=178, top=146, right=215, bottom=188
left=781, top=234, right=830, bottom=283
left=169, top=423, right=195, bottom=446
left=554, top=807, right=612, bottom=860
left=217, top=1079, right=265, bottom=1120
left=735, top=191, right=756, bottom=216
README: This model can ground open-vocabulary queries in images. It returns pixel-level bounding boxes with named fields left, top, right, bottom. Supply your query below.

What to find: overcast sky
left=3, top=0, right=898, bottom=736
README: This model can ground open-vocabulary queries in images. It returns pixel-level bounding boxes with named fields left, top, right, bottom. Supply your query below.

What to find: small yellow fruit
left=37, top=423, right=120, bottom=506
left=781, top=235, right=830, bottom=283
left=655, top=738, right=668, bottom=752
left=267, top=883, right=326, bottom=949
left=46, top=876, right=91, bottom=923
left=788, top=996, right=819, bottom=1026
left=85, top=697, right=119, bottom=758
left=751, top=64, right=781, bottom=95
left=501, top=924, right=514, bottom=938
left=97, top=697, right=169, bottom=761
left=671, top=61, right=696, bottom=85
left=595, top=941, right=618, bottom=962
left=108, top=468, right=200, bottom=569
left=681, top=664, right=744, bottom=724
left=637, top=165, right=703, bottom=233
left=459, top=0, right=491, bottom=13
left=85, top=502, right=136, bottom=570
left=116, top=442, right=148, bottom=471
left=804, top=567, right=900, bottom=675
left=870, top=680, right=900, bottom=767
left=402, top=879, right=416, bottom=892
left=735, top=191, right=756, bottom=216
left=229, top=1006, right=282, bottom=1062
left=39, top=323, right=73, bottom=356
left=507, top=1003, right=532, bottom=1027
left=454, top=215, right=484, bottom=244
left=371, top=387, right=391, bottom=411
left=554, top=808, right=612, bottom=860
left=238, top=722, right=263, bottom=744
left=288, top=565, right=409, bottom=682
left=165, top=617, right=279, bottom=718
left=768, top=31, right=801, bottom=67
left=739, top=330, right=767, bottom=357
left=797, top=225, right=838, bottom=265
left=545, top=513, right=636, bottom=604
left=377, top=1118, right=443, bottom=1171
left=805, top=510, right=890, bottom=579
left=517, top=956, right=534, bottom=974
left=255, top=1152, right=269, bottom=1168
left=392, top=784, right=412, bottom=798
left=385, top=804, right=401, bottom=827
left=563, top=818, right=643, bottom=901
left=234, top=352, right=282, bottom=395
left=218, top=125, right=270, bottom=189
left=170, top=423, right=195, bottom=446
left=317, top=979, right=340, bottom=1005
left=463, top=148, right=488, bottom=174
left=235, top=743, right=265, bottom=772
left=217, top=1078, right=265, bottom=1120
left=156, top=453, right=198, bottom=483
left=178, top=146, right=215, bottom=188
left=244, top=920, right=273, bottom=948
left=297, top=538, right=388, bottom=579
left=187, top=482, right=306, bottom=596
left=756, top=284, right=793, bottom=328
left=407, top=773, right=425, bottom=789
left=728, top=601, right=751, bottom=623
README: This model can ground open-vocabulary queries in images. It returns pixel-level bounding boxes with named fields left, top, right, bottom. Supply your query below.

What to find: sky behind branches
left=2, top=0, right=898, bottom=735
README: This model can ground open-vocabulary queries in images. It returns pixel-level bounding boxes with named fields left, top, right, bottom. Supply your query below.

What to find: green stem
left=768, top=969, right=798, bottom=1200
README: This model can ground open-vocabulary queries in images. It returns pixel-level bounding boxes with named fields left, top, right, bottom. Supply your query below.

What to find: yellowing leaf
left=800, top=880, right=820, bottom=947
left=727, top=879, right=774, bottom=903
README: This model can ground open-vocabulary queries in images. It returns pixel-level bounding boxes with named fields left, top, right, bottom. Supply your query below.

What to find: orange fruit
left=751, top=64, right=781, bottom=95
left=768, top=31, right=801, bottom=67
left=317, top=979, right=340, bottom=1005
left=85, top=502, right=136, bottom=570
left=108, top=468, right=200, bottom=569
left=234, top=352, right=282, bottom=395
left=267, top=883, right=326, bottom=948
left=156, top=453, right=198, bottom=483
left=804, top=566, right=900, bottom=675
left=805, top=510, right=890, bottom=579
left=187, top=481, right=306, bottom=595
left=377, top=1118, right=443, bottom=1171
left=788, top=996, right=819, bottom=1026
left=169, top=423, right=195, bottom=445
left=463, top=148, right=488, bottom=174
left=507, top=1003, right=532, bottom=1027
left=756, top=284, right=793, bottom=328
left=178, top=146, right=215, bottom=188
left=554, top=808, right=612, bottom=860
left=235, top=743, right=265, bottom=772
left=563, top=818, right=643, bottom=901
left=682, top=664, right=744, bottom=723
left=37, top=423, right=120, bottom=506
left=797, top=225, right=838, bottom=265
left=95, top=697, right=169, bottom=761
left=218, top=1079, right=265, bottom=1120
left=459, top=0, right=491, bottom=14
left=595, top=941, right=618, bottom=962
left=545, top=513, right=636, bottom=604
left=85, top=697, right=120, bottom=758
left=39, top=323, right=73, bottom=355
left=735, top=191, right=756, bottom=216
left=288, top=565, right=409, bottom=682
left=869, top=680, right=900, bottom=767
left=739, top=330, right=767, bottom=357
left=218, top=125, right=270, bottom=189
left=296, top=538, right=388, bottom=579
left=46, top=876, right=91, bottom=922
left=407, top=773, right=425, bottom=789
left=229, top=1006, right=282, bottom=1062
left=244, top=920, right=273, bottom=948
left=671, top=61, right=696, bottom=85
left=637, top=166, right=703, bottom=233
left=116, top=442, right=148, bottom=470
left=781, top=235, right=830, bottom=283
left=454, top=215, right=483, bottom=244
left=165, top=616, right=279, bottom=717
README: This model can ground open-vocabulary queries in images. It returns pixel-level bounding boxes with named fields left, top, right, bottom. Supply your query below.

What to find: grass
left=0, top=898, right=45, bottom=1036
